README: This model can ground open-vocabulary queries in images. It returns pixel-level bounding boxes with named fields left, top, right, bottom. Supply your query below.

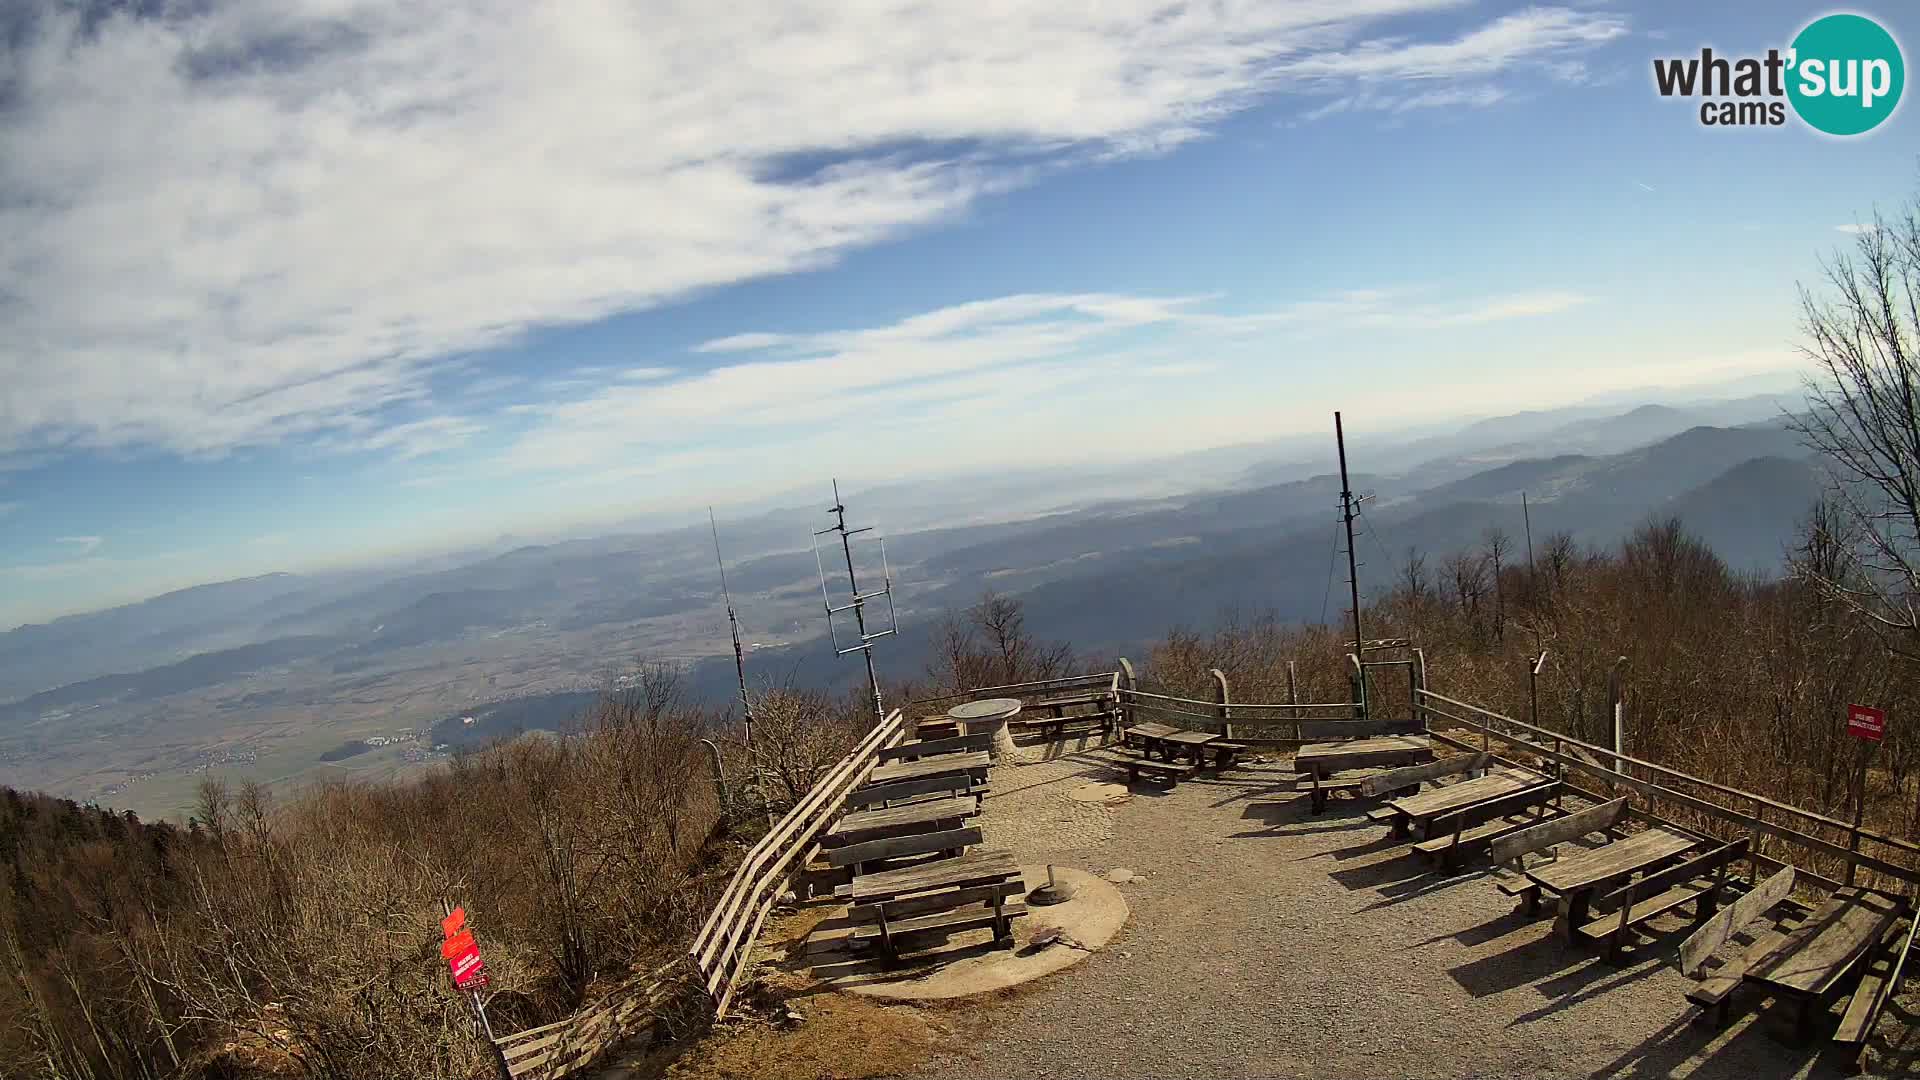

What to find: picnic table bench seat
left=1372, top=765, right=1547, bottom=839
left=825, top=795, right=980, bottom=846
left=1095, top=747, right=1195, bottom=786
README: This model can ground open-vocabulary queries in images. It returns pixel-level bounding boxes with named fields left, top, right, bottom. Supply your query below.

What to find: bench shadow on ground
left=1230, top=795, right=1379, bottom=840
left=1585, top=1003, right=1830, bottom=1080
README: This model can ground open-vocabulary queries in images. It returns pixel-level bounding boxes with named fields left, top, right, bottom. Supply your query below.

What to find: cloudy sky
left=0, top=0, right=1914, bottom=626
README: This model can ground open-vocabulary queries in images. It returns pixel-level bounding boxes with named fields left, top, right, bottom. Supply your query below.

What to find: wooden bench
left=912, top=718, right=961, bottom=741
left=1834, top=911, right=1917, bottom=1071
left=844, top=771, right=984, bottom=811
left=1412, top=781, right=1563, bottom=870
left=1203, top=740, right=1249, bottom=768
left=876, top=732, right=992, bottom=763
left=1575, top=838, right=1749, bottom=961
left=1738, top=887, right=1907, bottom=1043
left=848, top=848, right=1026, bottom=961
left=827, top=825, right=981, bottom=875
left=1295, top=768, right=1394, bottom=814
left=825, top=794, right=980, bottom=846
left=1123, top=753, right=1194, bottom=787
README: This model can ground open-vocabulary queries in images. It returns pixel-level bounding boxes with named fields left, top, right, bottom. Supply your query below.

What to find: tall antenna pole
left=709, top=508, right=756, bottom=742
left=814, top=479, right=895, bottom=726
left=1335, top=411, right=1364, bottom=657
left=1522, top=491, right=1536, bottom=575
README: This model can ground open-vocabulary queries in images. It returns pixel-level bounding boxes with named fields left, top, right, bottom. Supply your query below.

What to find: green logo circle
left=1787, top=13, right=1904, bottom=135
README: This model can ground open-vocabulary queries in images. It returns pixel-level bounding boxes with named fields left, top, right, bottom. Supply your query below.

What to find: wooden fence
left=493, top=959, right=684, bottom=1079
left=1416, top=688, right=1920, bottom=893
left=686, top=706, right=909, bottom=1020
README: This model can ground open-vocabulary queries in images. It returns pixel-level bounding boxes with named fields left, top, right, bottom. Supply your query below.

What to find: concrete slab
left=818, top=864, right=1127, bottom=1002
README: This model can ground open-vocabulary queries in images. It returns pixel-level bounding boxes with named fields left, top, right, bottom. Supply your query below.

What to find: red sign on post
left=1848, top=704, right=1886, bottom=743
left=441, top=907, right=489, bottom=990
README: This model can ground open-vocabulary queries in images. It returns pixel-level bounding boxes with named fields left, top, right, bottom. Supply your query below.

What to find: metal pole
left=1609, top=656, right=1627, bottom=769
left=831, top=480, right=886, bottom=726
left=1848, top=743, right=1872, bottom=887
left=1522, top=491, right=1536, bottom=576
left=1335, top=412, right=1364, bottom=668
left=711, top=510, right=771, bottom=826
left=1334, top=412, right=1367, bottom=721
left=1529, top=650, right=1548, bottom=729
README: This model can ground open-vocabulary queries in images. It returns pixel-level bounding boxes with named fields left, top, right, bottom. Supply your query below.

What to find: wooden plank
left=1413, top=808, right=1562, bottom=859
left=1679, top=865, right=1796, bottom=977
left=852, top=849, right=1020, bottom=903
left=1577, top=885, right=1705, bottom=942
left=865, top=751, right=991, bottom=787
left=1690, top=927, right=1790, bottom=1008
left=1379, top=767, right=1536, bottom=815
left=1298, top=719, right=1425, bottom=740
left=843, top=773, right=983, bottom=810
left=1834, top=917, right=1908, bottom=1044
left=827, top=826, right=982, bottom=868
left=1747, top=887, right=1903, bottom=997
left=1489, top=797, right=1628, bottom=866
left=828, top=796, right=979, bottom=844
left=846, top=879, right=1025, bottom=922
left=1124, top=723, right=1181, bottom=741
left=1358, top=752, right=1490, bottom=797
left=1295, top=736, right=1432, bottom=777
left=1527, top=827, right=1697, bottom=895
left=1425, top=780, right=1560, bottom=835
left=850, top=900, right=1028, bottom=944
left=1595, top=838, right=1749, bottom=910
left=876, top=732, right=992, bottom=762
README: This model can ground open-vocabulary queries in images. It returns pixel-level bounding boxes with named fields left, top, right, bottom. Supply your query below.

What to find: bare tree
left=1790, top=189, right=1920, bottom=659
left=1483, top=527, right=1510, bottom=641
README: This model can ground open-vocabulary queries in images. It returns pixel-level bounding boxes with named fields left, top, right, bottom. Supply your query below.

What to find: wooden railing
left=493, top=959, right=684, bottom=1079
left=1416, top=688, right=1920, bottom=892
left=905, top=670, right=1122, bottom=710
left=686, top=706, right=909, bottom=1020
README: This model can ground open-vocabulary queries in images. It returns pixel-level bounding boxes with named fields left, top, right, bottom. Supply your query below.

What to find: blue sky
left=0, top=0, right=1915, bottom=626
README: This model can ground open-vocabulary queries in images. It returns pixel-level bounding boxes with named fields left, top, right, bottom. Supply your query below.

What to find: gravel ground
left=912, top=744, right=1920, bottom=1080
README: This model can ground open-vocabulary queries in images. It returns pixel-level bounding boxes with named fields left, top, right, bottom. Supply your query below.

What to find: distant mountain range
left=0, top=391, right=1823, bottom=743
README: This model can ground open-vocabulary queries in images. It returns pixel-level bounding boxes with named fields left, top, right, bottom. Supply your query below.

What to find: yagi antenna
left=811, top=478, right=896, bottom=725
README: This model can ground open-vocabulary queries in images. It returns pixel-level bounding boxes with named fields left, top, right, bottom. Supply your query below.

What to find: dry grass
left=661, top=992, right=942, bottom=1080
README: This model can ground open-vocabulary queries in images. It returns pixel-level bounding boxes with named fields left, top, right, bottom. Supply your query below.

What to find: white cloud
left=1835, top=224, right=1879, bottom=235
left=0, top=2, right=1630, bottom=466
left=496, top=286, right=1593, bottom=473
left=54, top=536, right=104, bottom=555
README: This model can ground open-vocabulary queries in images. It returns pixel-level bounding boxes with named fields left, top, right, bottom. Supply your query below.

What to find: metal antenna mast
left=709, top=508, right=755, bottom=742
left=813, top=479, right=897, bottom=725
left=1335, top=412, right=1365, bottom=657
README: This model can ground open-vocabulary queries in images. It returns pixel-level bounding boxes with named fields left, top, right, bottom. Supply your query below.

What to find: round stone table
left=948, top=697, right=1022, bottom=763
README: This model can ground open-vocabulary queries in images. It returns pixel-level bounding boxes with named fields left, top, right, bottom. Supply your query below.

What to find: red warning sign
left=1848, top=704, right=1886, bottom=743
left=440, top=908, right=488, bottom=990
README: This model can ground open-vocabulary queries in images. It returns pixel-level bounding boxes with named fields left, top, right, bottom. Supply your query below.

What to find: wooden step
left=849, top=899, right=1029, bottom=943
left=1577, top=885, right=1703, bottom=942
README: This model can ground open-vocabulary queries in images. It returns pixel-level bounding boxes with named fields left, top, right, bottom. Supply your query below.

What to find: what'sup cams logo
left=1653, top=13, right=1903, bottom=135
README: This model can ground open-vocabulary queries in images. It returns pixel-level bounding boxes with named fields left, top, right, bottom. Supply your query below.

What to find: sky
left=0, top=0, right=1916, bottom=627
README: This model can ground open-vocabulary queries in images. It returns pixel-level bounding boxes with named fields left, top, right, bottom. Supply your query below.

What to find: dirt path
left=906, top=743, right=1914, bottom=1080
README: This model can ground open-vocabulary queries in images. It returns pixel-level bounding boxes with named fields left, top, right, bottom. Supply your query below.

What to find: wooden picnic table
left=1523, top=825, right=1698, bottom=932
left=1123, top=723, right=1181, bottom=759
left=1382, top=767, right=1545, bottom=838
left=1745, top=886, right=1904, bottom=1040
left=1294, top=735, right=1432, bottom=779
left=827, top=795, right=980, bottom=846
left=1161, top=728, right=1220, bottom=763
left=850, top=848, right=1022, bottom=903
left=864, top=751, right=990, bottom=788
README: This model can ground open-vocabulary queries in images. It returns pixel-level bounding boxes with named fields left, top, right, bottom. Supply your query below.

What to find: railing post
left=1347, top=653, right=1366, bottom=721
left=1116, top=658, right=1137, bottom=732
left=1750, top=797, right=1764, bottom=887
left=1210, top=668, right=1231, bottom=738
left=1286, top=661, right=1298, bottom=706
